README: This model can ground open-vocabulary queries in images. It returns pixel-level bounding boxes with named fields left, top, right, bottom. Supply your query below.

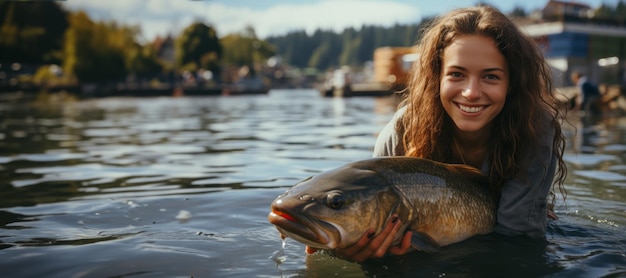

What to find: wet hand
left=306, top=214, right=413, bottom=263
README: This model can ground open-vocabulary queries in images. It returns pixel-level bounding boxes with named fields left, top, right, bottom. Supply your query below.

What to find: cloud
left=63, top=0, right=421, bottom=41
left=208, top=0, right=421, bottom=38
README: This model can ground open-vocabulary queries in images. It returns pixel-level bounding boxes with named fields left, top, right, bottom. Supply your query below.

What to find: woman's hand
left=305, top=214, right=413, bottom=263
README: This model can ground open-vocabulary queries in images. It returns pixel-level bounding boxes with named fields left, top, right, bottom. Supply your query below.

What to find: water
left=0, top=89, right=624, bottom=277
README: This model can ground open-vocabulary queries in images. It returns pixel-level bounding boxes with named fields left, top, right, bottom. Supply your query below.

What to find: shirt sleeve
left=372, top=106, right=406, bottom=157
left=494, top=126, right=557, bottom=239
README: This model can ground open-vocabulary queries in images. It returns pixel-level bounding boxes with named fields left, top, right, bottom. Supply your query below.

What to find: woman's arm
left=373, top=106, right=406, bottom=157
left=494, top=128, right=557, bottom=238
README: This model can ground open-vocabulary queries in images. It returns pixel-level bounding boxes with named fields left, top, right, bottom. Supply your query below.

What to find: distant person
left=305, top=6, right=568, bottom=262
left=571, top=71, right=602, bottom=116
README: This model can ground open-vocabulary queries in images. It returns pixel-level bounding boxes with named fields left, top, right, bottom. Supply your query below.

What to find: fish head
left=268, top=166, right=397, bottom=250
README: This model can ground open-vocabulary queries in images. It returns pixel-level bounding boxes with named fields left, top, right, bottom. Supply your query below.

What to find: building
left=521, top=0, right=626, bottom=87
left=541, top=0, right=594, bottom=19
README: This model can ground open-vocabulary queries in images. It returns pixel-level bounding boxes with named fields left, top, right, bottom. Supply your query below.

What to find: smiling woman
left=304, top=5, right=570, bottom=263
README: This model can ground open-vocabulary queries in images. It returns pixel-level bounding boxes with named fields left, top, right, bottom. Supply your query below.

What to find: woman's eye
left=326, top=192, right=345, bottom=209
left=485, top=74, right=499, bottom=80
left=449, top=72, right=463, bottom=78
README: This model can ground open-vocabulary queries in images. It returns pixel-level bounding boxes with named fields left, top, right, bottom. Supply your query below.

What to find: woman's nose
left=461, top=81, right=481, bottom=100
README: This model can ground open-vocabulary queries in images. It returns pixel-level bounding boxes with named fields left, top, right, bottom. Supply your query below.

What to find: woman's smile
left=456, top=103, right=488, bottom=114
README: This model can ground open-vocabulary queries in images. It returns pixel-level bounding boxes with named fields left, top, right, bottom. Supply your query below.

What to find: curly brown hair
left=398, top=6, right=567, bottom=201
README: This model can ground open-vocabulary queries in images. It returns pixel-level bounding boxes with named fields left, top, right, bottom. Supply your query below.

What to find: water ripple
left=1, top=91, right=625, bottom=277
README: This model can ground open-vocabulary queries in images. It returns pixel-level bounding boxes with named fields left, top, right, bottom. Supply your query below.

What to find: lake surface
left=0, top=89, right=624, bottom=277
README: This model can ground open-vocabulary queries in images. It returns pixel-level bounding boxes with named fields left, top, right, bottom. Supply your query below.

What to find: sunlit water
left=0, top=89, right=624, bottom=277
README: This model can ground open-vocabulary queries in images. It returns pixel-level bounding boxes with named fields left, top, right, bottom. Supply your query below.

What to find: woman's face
left=440, top=35, right=509, bottom=136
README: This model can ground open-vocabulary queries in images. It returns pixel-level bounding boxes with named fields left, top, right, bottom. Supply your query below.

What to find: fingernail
left=367, top=232, right=375, bottom=238
left=392, top=215, right=399, bottom=224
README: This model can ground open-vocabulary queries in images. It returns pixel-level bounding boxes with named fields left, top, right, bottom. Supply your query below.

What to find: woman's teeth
left=459, top=104, right=483, bottom=113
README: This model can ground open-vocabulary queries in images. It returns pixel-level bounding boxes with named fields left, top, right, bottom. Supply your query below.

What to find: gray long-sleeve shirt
left=373, top=107, right=556, bottom=238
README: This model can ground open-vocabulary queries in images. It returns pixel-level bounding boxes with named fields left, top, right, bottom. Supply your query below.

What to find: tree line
left=266, top=1, right=626, bottom=70
left=266, top=23, right=428, bottom=70
left=0, top=1, right=274, bottom=86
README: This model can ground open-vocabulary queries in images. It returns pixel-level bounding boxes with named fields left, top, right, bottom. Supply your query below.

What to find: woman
left=306, top=6, right=567, bottom=262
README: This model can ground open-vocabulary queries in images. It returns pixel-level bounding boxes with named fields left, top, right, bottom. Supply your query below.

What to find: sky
left=62, top=0, right=621, bottom=42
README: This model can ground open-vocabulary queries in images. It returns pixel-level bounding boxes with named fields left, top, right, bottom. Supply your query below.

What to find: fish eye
left=326, top=192, right=345, bottom=209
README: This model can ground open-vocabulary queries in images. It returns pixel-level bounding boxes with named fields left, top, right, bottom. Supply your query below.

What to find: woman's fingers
left=311, top=214, right=407, bottom=263
left=347, top=215, right=401, bottom=262
left=388, top=230, right=413, bottom=255
left=372, top=216, right=402, bottom=258
left=336, top=227, right=375, bottom=259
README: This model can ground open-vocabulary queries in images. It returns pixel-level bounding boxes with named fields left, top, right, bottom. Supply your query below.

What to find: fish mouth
left=268, top=208, right=340, bottom=250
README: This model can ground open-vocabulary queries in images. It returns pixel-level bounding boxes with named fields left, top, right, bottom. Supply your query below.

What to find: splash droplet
left=176, top=210, right=192, bottom=220
left=270, top=237, right=288, bottom=265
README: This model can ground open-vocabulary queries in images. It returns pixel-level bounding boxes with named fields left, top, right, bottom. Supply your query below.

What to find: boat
left=320, top=47, right=418, bottom=97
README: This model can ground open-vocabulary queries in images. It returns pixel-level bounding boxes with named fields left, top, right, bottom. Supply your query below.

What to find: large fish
left=268, top=157, right=496, bottom=253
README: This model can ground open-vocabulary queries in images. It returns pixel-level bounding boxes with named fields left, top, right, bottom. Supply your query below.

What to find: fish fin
left=410, top=231, right=440, bottom=253
left=445, top=164, right=489, bottom=185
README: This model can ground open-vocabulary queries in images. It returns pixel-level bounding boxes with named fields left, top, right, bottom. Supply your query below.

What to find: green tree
left=0, top=1, right=68, bottom=64
left=308, top=41, right=332, bottom=69
left=617, top=1, right=626, bottom=21
left=595, top=3, right=615, bottom=19
left=272, top=30, right=318, bottom=68
left=127, top=44, right=164, bottom=79
left=338, top=28, right=359, bottom=66
left=357, top=25, right=376, bottom=62
left=176, top=22, right=222, bottom=76
left=307, top=30, right=342, bottom=69
left=220, top=34, right=276, bottom=66
left=63, top=12, right=127, bottom=83
left=509, top=6, right=527, bottom=18
left=221, top=34, right=250, bottom=66
left=220, top=26, right=275, bottom=75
